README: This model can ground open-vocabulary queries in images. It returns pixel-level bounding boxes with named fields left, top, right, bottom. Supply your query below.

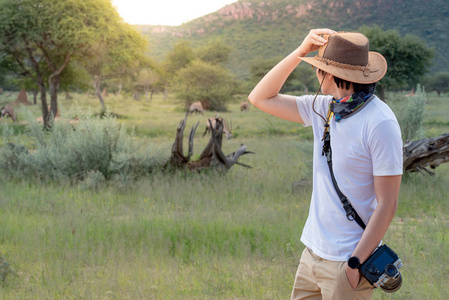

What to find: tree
left=59, top=63, right=91, bottom=100
left=249, top=57, right=317, bottom=93
left=0, top=57, right=10, bottom=89
left=135, top=68, right=159, bottom=101
left=164, top=41, right=196, bottom=75
left=287, top=64, right=318, bottom=94
left=196, top=39, right=232, bottom=65
left=160, top=41, right=196, bottom=101
left=0, top=0, right=125, bottom=128
left=359, top=26, right=434, bottom=98
left=0, top=55, right=40, bottom=103
left=0, top=2, right=48, bottom=121
left=173, top=60, right=237, bottom=111
left=424, top=72, right=449, bottom=96
left=83, top=22, right=149, bottom=111
left=165, top=39, right=238, bottom=109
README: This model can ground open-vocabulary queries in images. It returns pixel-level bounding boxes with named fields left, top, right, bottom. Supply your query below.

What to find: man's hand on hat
left=298, top=28, right=337, bottom=57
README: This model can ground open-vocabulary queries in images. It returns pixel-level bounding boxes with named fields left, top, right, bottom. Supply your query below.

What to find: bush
left=400, top=84, right=426, bottom=141
left=0, top=108, right=164, bottom=185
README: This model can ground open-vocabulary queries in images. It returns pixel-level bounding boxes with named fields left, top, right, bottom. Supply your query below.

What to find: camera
left=359, top=244, right=403, bottom=293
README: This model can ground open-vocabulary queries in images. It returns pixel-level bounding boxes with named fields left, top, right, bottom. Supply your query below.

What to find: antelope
left=188, top=101, right=204, bottom=115
left=203, top=114, right=232, bottom=140
left=0, top=106, right=16, bottom=122
left=240, top=101, right=250, bottom=112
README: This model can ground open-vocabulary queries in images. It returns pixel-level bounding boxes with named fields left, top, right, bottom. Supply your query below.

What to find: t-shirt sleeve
left=295, top=95, right=313, bottom=127
left=369, top=119, right=403, bottom=176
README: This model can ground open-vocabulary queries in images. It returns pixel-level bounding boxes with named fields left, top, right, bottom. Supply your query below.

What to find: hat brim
left=299, top=51, right=387, bottom=84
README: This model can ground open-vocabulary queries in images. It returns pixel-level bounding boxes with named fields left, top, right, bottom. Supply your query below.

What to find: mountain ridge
left=136, top=0, right=448, bottom=79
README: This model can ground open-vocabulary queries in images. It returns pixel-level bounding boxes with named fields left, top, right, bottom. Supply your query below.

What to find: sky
left=112, top=0, right=238, bottom=26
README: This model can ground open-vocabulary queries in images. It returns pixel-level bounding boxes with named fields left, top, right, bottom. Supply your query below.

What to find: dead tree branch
left=166, top=114, right=254, bottom=172
left=403, top=133, right=449, bottom=175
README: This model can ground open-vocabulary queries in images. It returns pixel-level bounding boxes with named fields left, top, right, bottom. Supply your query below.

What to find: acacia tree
left=135, top=68, right=159, bottom=101
left=196, top=39, right=232, bottom=65
left=84, top=22, right=148, bottom=111
left=249, top=57, right=316, bottom=93
left=59, top=63, right=91, bottom=100
left=160, top=41, right=196, bottom=100
left=167, top=39, right=237, bottom=110
left=164, top=41, right=196, bottom=75
left=174, top=59, right=237, bottom=111
left=0, top=54, right=42, bottom=103
left=0, top=3, right=48, bottom=117
left=0, top=0, right=123, bottom=128
left=424, top=72, right=449, bottom=96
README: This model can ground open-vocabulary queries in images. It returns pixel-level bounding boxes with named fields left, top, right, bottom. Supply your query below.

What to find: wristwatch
left=348, top=256, right=361, bottom=269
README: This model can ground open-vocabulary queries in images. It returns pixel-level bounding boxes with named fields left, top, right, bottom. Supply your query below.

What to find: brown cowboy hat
left=299, top=32, right=387, bottom=84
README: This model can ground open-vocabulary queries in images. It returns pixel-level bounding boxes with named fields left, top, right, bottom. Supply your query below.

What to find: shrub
left=400, top=84, right=426, bottom=141
left=0, top=108, right=164, bottom=185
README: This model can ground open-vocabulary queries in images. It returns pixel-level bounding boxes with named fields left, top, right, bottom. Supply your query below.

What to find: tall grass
left=0, top=91, right=448, bottom=299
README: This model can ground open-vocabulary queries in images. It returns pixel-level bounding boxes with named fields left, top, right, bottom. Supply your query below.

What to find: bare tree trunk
left=32, top=89, right=38, bottom=104
left=93, top=76, right=105, bottom=112
left=24, top=45, right=49, bottom=127
left=43, top=52, right=71, bottom=126
left=39, top=83, right=49, bottom=129
left=166, top=114, right=254, bottom=172
left=48, top=74, right=60, bottom=124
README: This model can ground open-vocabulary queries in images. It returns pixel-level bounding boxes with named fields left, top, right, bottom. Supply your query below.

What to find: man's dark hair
left=318, top=69, right=376, bottom=94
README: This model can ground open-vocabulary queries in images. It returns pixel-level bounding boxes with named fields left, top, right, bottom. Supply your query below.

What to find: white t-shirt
left=296, top=94, right=403, bottom=261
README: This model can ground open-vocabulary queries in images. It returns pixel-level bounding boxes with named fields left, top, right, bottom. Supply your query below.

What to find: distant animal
left=203, top=115, right=232, bottom=140
left=240, top=101, right=250, bottom=112
left=188, top=101, right=204, bottom=115
left=0, top=106, right=16, bottom=122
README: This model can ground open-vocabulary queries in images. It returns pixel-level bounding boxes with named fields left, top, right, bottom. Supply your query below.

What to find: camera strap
left=322, top=110, right=366, bottom=230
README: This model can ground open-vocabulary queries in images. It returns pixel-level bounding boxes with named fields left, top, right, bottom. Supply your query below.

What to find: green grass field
left=0, top=91, right=448, bottom=299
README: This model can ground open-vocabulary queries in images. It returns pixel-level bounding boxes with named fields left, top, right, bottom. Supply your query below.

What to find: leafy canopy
left=164, top=39, right=238, bottom=111
left=173, top=59, right=237, bottom=111
left=196, top=39, right=232, bottom=65
left=0, top=0, right=139, bottom=125
left=360, top=25, right=434, bottom=91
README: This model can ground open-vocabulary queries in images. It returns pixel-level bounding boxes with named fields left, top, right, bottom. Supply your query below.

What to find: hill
left=136, top=0, right=449, bottom=80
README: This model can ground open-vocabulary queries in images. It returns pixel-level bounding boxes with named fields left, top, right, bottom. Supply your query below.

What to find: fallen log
left=166, top=113, right=254, bottom=172
left=403, top=133, right=449, bottom=175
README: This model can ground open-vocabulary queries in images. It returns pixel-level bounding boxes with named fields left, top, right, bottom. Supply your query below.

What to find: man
left=248, top=29, right=403, bottom=299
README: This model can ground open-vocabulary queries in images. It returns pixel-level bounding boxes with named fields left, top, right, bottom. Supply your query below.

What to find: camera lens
left=385, top=264, right=398, bottom=277
left=381, top=264, right=402, bottom=293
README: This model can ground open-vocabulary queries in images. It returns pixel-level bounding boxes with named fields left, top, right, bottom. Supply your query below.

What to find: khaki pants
left=291, top=248, right=373, bottom=300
